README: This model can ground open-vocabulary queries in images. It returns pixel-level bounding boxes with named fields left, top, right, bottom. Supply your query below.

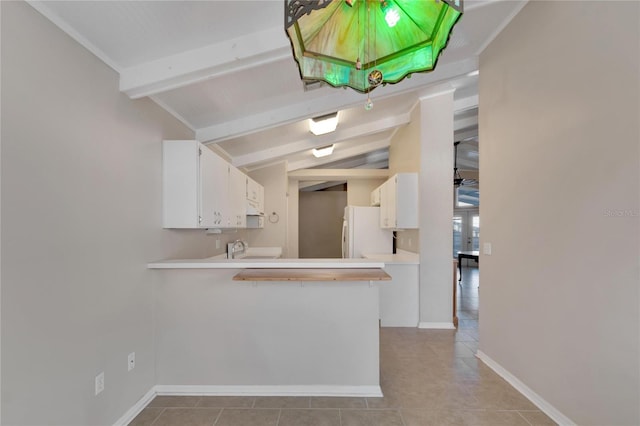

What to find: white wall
left=417, top=92, right=455, bottom=327
left=1, top=2, right=215, bottom=424
left=479, top=1, right=639, bottom=424
left=248, top=162, right=288, bottom=255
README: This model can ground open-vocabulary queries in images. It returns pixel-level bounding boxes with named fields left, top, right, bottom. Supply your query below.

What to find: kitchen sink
left=230, top=246, right=282, bottom=260
left=236, top=255, right=279, bottom=260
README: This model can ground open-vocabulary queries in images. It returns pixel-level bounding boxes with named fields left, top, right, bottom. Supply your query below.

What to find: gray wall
left=1, top=2, right=215, bottom=424
left=248, top=162, right=289, bottom=255
left=299, top=191, right=347, bottom=258
left=479, top=1, right=639, bottom=424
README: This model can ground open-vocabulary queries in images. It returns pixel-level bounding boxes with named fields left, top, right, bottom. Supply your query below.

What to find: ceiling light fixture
left=284, top=0, right=464, bottom=94
left=309, top=112, right=339, bottom=136
left=312, top=144, right=335, bottom=158
left=380, top=0, right=400, bottom=27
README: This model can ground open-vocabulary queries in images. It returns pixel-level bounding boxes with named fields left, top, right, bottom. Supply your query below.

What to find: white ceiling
left=28, top=0, right=527, bottom=173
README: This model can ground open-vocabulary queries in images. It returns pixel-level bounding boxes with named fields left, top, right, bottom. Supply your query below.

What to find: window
left=456, top=186, right=479, bottom=208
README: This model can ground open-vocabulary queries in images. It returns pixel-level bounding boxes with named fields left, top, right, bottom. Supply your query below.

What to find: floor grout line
left=516, top=410, right=535, bottom=426
left=398, top=408, right=407, bottom=426
left=212, top=407, right=223, bottom=426
left=148, top=407, right=166, bottom=426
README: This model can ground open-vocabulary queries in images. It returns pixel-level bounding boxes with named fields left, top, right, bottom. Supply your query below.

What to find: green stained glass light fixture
left=284, top=0, right=463, bottom=95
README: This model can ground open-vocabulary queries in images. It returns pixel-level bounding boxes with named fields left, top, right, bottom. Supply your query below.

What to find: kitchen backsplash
left=395, top=229, right=419, bottom=253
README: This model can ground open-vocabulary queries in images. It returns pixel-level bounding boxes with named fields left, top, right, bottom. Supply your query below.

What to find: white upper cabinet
left=209, top=152, right=229, bottom=229
left=378, top=173, right=418, bottom=229
left=246, top=176, right=264, bottom=215
left=229, top=166, right=247, bottom=228
left=163, top=140, right=219, bottom=228
left=163, top=140, right=255, bottom=230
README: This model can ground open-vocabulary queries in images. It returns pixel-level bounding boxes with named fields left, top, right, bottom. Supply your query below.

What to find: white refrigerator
left=342, top=206, right=393, bottom=258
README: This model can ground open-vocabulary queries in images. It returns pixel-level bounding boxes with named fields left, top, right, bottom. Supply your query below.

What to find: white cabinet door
left=229, top=166, right=247, bottom=228
left=198, top=146, right=218, bottom=228
left=210, top=152, right=229, bottom=228
left=246, top=176, right=264, bottom=215
left=163, top=140, right=200, bottom=228
left=256, top=183, right=264, bottom=214
left=379, top=173, right=418, bottom=229
left=163, top=140, right=226, bottom=229
left=247, top=177, right=258, bottom=203
left=379, top=181, right=389, bottom=228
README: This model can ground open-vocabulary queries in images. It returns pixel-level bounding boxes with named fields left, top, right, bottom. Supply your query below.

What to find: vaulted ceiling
left=28, top=0, right=527, bottom=172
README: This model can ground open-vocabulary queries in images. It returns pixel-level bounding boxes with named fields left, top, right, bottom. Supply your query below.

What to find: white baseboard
left=113, top=387, right=157, bottom=426
left=476, top=350, right=575, bottom=426
left=113, top=384, right=383, bottom=425
left=154, top=385, right=383, bottom=398
left=418, top=322, right=455, bottom=329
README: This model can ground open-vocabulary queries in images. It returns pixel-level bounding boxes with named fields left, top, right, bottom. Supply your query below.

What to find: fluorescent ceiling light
left=309, top=112, right=338, bottom=136
left=312, top=144, right=335, bottom=158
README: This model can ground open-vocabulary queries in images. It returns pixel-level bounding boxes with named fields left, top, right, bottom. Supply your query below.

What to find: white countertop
left=362, top=250, right=419, bottom=265
left=148, top=257, right=385, bottom=269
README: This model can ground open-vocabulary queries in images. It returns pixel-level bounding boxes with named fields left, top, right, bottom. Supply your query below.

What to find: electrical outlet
left=128, top=352, right=135, bottom=371
left=215, top=238, right=220, bottom=249
left=408, top=238, right=412, bottom=247
left=95, top=372, right=104, bottom=396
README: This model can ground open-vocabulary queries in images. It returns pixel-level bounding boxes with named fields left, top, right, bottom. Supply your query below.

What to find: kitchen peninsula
left=147, top=257, right=389, bottom=397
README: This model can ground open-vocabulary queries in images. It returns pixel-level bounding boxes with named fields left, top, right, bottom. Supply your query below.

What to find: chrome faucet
left=227, top=240, right=248, bottom=259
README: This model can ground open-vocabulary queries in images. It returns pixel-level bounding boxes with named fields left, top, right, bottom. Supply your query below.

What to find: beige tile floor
left=130, top=267, right=556, bottom=426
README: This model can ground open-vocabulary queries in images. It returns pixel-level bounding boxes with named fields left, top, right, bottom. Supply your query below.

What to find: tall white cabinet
left=162, top=140, right=262, bottom=230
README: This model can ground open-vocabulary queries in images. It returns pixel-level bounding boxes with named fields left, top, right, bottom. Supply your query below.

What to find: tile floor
left=130, top=267, right=556, bottom=426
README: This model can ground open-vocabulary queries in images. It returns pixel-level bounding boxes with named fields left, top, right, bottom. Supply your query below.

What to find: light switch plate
left=483, top=242, right=492, bottom=255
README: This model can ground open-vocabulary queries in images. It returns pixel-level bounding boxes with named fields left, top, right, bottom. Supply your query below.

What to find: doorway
left=453, top=208, right=480, bottom=339
left=298, top=183, right=347, bottom=258
left=453, top=209, right=479, bottom=260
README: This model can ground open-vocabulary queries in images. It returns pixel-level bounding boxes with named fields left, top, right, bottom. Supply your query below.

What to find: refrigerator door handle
left=341, top=220, right=348, bottom=258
